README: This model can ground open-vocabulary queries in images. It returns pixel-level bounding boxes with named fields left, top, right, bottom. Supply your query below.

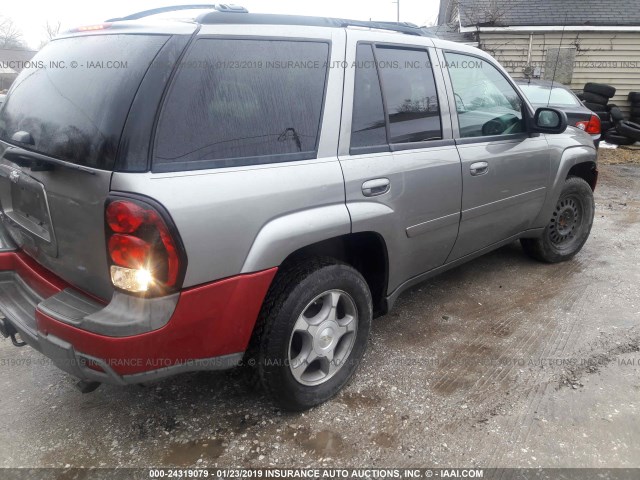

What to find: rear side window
left=376, top=47, right=442, bottom=144
left=0, top=35, right=169, bottom=169
left=351, top=44, right=387, bottom=151
left=350, top=44, right=442, bottom=153
left=154, top=39, right=329, bottom=172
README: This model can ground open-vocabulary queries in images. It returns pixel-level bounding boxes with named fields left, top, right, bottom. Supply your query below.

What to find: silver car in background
left=517, top=79, right=602, bottom=145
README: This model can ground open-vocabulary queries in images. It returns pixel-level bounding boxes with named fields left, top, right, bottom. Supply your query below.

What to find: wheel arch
left=277, top=232, right=390, bottom=318
left=567, top=161, right=598, bottom=191
left=531, top=146, right=597, bottom=229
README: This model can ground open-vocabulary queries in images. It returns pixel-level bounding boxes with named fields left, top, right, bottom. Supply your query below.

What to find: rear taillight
left=105, top=197, right=186, bottom=296
left=576, top=115, right=601, bottom=135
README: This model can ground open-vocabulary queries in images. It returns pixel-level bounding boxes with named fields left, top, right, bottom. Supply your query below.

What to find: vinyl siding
left=477, top=31, right=640, bottom=116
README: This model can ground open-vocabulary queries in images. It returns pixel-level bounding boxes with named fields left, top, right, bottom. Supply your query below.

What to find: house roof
left=423, top=24, right=476, bottom=43
left=448, top=0, right=640, bottom=27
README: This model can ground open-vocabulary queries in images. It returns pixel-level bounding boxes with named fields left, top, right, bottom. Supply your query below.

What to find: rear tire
left=584, top=101, right=606, bottom=113
left=249, top=258, right=372, bottom=411
left=581, top=91, right=608, bottom=105
left=584, top=82, right=616, bottom=99
left=628, top=92, right=640, bottom=103
left=615, top=121, right=640, bottom=142
left=521, top=177, right=594, bottom=263
left=603, top=129, right=636, bottom=146
left=608, top=106, right=624, bottom=123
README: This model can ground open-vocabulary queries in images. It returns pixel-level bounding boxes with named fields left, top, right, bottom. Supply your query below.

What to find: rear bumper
left=0, top=251, right=276, bottom=385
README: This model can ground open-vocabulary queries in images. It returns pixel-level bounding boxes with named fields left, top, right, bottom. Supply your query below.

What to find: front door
left=442, top=51, right=550, bottom=261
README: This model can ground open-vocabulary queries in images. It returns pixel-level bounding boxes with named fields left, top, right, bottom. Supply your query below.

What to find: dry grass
left=597, top=146, right=640, bottom=165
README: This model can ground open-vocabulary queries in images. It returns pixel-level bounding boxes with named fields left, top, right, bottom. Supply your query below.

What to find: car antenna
left=547, top=14, right=568, bottom=106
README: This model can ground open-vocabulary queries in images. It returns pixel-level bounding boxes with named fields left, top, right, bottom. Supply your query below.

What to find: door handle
left=362, top=178, right=390, bottom=197
left=470, top=162, right=489, bottom=176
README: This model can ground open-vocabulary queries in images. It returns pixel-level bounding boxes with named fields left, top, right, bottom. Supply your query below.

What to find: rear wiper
left=2, top=146, right=96, bottom=175
left=4, top=148, right=53, bottom=172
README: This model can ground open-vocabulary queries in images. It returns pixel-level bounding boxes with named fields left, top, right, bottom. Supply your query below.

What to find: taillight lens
left=108, top=234, right=150, bottom=268
left=105, top=198, right=186, bottom=296
left=576, top=115, right=601, bottom=135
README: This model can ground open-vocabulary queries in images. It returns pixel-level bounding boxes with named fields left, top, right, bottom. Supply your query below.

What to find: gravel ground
left=598, top=145, right=640, bottom=165
left=0, top=163, right=639, bottom=469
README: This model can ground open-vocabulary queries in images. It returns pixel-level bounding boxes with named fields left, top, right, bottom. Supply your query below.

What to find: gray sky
left=3, top=0, right=442, bottom=50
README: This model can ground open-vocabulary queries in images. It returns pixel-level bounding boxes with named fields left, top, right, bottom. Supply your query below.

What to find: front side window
left=154, top=39, right=329, bottom=171
left=445, top=52, right=524, bottom=138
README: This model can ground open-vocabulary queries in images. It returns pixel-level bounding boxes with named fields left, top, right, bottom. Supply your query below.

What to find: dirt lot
left=597, top=145, right=640, bottom=165
left=1, top=160, right=639, bottom=469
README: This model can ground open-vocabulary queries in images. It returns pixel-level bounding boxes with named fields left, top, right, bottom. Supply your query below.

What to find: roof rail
left=106, top=4, right=248, bottom=22
left=197, top=12, right=436, bottom=37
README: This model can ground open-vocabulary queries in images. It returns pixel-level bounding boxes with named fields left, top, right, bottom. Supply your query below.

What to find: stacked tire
left=582, top=83, right=616, bottom=131
left=602, top=99, right=640, bottom=146
left=629, top=92, right=640, bottom=124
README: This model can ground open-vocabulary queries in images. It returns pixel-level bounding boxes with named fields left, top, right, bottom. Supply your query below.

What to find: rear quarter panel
left=111, top=160, right=349, bottom=287
left=111, top=26, right=349, bottom=287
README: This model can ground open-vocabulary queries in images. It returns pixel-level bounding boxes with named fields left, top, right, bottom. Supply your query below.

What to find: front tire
left=521, top=177, right=595, bottom=263
left=249, top=259, right=372, bottom=411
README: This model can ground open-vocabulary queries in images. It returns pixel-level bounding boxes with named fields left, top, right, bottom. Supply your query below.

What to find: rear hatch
left=0, top=33, right=170, bottom=300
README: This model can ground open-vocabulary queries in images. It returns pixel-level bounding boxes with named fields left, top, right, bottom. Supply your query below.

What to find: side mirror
left=11, top=130, right=35, bottom=146
left=532, top=107, right=568, bottom=134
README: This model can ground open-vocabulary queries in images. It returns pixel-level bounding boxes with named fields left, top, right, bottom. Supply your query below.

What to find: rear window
left=0, top=34, right=168, bottom=170
left=518, top=84, right=580, bottom=106
left=153, top=39, right=329, bottom=172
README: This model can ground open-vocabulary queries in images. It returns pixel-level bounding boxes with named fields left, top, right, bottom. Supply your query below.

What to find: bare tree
left=452, top=0, right=515, bottom=28
left=44, top=20, right=61, bottom=41
left=40, top=20, right=62, bottom=48
left=0, top=16, right=25, bottom=49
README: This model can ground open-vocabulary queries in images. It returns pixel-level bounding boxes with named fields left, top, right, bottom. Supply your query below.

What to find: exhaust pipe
left=75, top=380, right=102, bottom=394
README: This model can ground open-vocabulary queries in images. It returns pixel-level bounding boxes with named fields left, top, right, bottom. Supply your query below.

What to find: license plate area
left=0, top=164, right=57, bottom=256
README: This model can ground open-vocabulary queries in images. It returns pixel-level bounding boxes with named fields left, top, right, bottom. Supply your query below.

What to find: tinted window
left=518, top=84, right=580, bottom=106
left=154, top=39, right=329, bottom=171
left=351, top=44, right=387, bottom=150
left=375, top=47, right=442, bottom=144
left=0, top=35, right=168, bottom=169
left=445, top=52, right=524, bottom=138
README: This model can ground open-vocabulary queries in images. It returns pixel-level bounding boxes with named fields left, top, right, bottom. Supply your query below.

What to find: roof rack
left=197, top=12, right=436, bottom=37
left=106, top=4, right=435, bottom=38
left=106, top=4, right=248, bottom=22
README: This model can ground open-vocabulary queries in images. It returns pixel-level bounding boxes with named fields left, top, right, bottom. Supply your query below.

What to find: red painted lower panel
left=36, top=268, right=277, bottom=375
left=0, top=251, right=277, bottom=377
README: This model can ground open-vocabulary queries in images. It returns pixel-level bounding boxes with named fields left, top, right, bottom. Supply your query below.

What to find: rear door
left=0, top=34, right=173, bottom=299
left=441, top=50, right=550, bottom=261
left=338, top=31, right=462, bottom=294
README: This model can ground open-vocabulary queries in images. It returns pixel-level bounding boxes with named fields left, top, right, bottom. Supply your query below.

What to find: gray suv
left=0, top=6, right=597, bottom=410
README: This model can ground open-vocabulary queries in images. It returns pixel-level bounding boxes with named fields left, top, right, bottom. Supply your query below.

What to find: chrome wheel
left=288, top=290, right=358, bottom=386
